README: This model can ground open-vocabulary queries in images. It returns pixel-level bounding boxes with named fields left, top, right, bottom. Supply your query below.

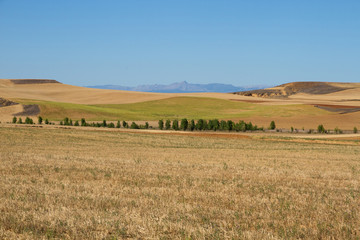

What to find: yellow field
left=1, top=125, right=359, bottom=239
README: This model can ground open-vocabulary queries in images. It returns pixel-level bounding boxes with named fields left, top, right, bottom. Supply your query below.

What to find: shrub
left=291, top=127, right=294, bottom=133
left=269, top=121, right=276, bottom=130
left=102, top=120, right=107, bottom=127
left=108, top=122, right=115, bottom=128
left=172, top=120, right=179, bottom=131
left=38, top=116, right=43, bottom=124
left=165, top=120, right=171, bottom=130
left=334, top=127, right=342, bottom=134
left=116, top=120, right=121, bottom=128
left=45, top=119, right=49, bottom=124
left=158, top=120, right=164, bottom=130
left=74, top=120, right=79, bottom=126
left=130, top=122, right=139, bottom=129
left=354, top=127, right=358, bottom=134
left=246, top=122, right=254, bottom=131
left=17, top=118, right=23, bottom=124
left=60, top=121, right=63, bottom=125
left=122, top=121, right=128, bottom=128
left=145, top=122, right=149, bottom=129
left=12, top=116, right=17, bottom=124
left=180, top=118, right=188, bottom=131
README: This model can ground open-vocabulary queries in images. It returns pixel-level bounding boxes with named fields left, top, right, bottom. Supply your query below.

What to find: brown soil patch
left=313, top=104, right=360, bottom=114
left=0, top=98, right=18, bottom=107
left=13, top=104, right=40, bottom=116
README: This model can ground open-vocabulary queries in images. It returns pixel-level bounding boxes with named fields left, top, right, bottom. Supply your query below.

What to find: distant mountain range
left=86, top=81, right=269, bottom=93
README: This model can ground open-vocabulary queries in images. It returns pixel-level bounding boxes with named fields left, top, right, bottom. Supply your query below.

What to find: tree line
left=10, top=116, right=359, bottom=134
left=157, top=119, right=269, bottom=132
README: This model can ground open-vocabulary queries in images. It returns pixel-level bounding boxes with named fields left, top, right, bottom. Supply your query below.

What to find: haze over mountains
left=87, top=81, right=268, bottom=93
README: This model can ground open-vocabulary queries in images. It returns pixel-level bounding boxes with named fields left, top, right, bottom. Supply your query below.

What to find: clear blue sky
left=1, top=0, right=359, bottom=86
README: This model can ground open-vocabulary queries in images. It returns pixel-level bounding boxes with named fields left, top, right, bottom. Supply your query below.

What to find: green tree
left=317, top=124, right=325, bottom=133
left=239, top=121, right=246, bottom=132
left=64, top=117, right=70, bottom=126
left=220, top=120, right=227, bottom=131
left=189, top=119, right=195, bottom=131
left=17, top=117, right=23, bottom=124
left=25, top=117, right=33, bottom=124
left=226, top=120, right=234, bottom=131
left=145, top=122, right=149, bottom=129
left=354, top=127, right=358, bottom=134
left=74, top=120, right=79, bottom=126
left=130, top=122, right=139, bottom=129
left=172, top=120, right=179, bottom=130
left=81, top=118, right=86, bottom=126
left=12, top=116, right=17, bottom=124
left=116, top=120, right=121, bottom=128
left=108, top=122, right=115, bottom=128
left=102, top=120, right=107, bottom=127
left=196, top=119, right=205, bottom=131
left=45, top=119, right=49, bottom=124
left=38, top=116, right=43, bottom=124
left=122, top=121, right=128, bottom=128
left=165, top=120, right=171, bottom=130
left=180, top=118, right=188, bottom=131
left=209, top=119, right=220, bottom=131
left=158, top=119, right=164, bottom=130
left=269, top=121, right=276, bottom=130
left=60, top=121, right=63, bottom=125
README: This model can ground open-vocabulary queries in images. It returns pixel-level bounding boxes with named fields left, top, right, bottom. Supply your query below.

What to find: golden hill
left=1, top=79, right=360, bottom=129
left=233, top=81, right=360, bottom=100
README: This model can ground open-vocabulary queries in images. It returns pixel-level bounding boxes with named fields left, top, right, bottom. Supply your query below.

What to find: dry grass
left=0, top=126, right=360, bottom=239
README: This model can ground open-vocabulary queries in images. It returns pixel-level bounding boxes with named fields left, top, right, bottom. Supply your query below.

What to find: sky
left=1, top=0, right=359, bottom=87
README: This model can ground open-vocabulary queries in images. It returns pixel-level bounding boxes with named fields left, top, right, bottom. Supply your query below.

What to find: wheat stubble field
left=0, top=126, right=359, bottom=239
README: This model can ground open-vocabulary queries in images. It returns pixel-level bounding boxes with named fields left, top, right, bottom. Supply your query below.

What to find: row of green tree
left=12, top=116, right=52, bottom=125
left=11, top=116, right=275, bottom=132
left=157, top=119, right=275, bottom=132
left=59, top=117, right=150, bottom=129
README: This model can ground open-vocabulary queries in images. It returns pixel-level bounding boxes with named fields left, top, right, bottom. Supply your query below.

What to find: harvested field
left=0, top=126, right=359, bottom=239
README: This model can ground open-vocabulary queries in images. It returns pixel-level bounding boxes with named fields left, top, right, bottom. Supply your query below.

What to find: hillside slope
left=233, top=82, right=360, bottom=100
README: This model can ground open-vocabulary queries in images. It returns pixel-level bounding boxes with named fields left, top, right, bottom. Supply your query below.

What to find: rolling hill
left=1, top=79, right=360, bottom=129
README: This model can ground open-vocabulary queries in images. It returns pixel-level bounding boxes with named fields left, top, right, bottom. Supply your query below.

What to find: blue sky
left=1, top=1, right=359, bottom=86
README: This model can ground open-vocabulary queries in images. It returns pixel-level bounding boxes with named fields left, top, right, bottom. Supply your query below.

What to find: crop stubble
left=0, top=126, right=359, bottom=239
